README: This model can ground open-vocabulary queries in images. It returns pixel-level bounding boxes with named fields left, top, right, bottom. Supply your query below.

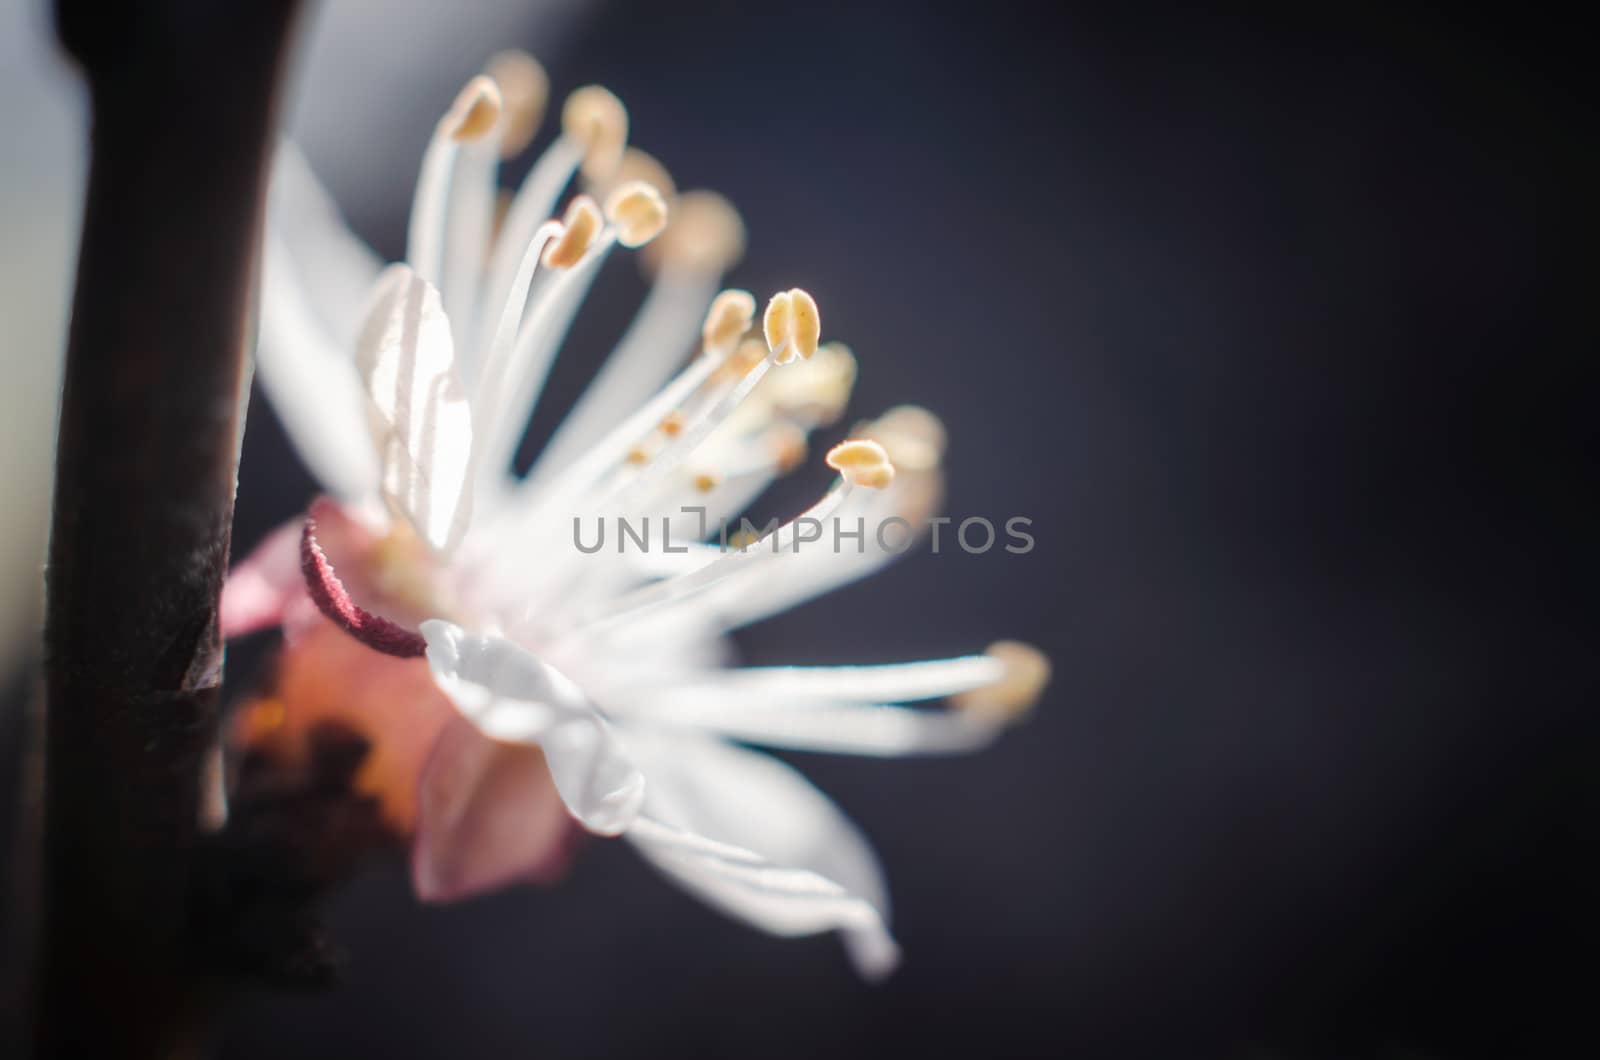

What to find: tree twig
left=36, top=2, right=303, bottom=1055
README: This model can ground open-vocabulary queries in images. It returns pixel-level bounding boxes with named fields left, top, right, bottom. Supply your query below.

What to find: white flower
left=231, top=55, right=1049, bottom=979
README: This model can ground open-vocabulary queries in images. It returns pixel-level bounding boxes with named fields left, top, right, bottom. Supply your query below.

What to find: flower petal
left=412, top=713, right=580, bottom=903
left=421, top=621, right=645, bottom=835
left=220, top=517, right=306, bottom=639
left=356, top=265, right=474, bottom=552
left=621, top=729, right=899, bottom=979
left=258, top=233, right=382, bottom=502
left=267, top=140, right=383, bottom=349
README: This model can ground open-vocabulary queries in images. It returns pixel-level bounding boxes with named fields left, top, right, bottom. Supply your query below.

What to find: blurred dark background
left=8, top=2, right=1592, bottom=1057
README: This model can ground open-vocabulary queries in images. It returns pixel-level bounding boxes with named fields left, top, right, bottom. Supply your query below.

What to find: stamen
left=468, top=220, right=564, bottom=483
left=492, top=189, right=514, bottom=241
left=597, top=329, right=788, bottom=508
left=660, top=411, right=686, bottom=437
left=825, top=439, right=895, bottom=489
left=561, top=85, right=629, bottom=182
left=550, top=357, right=810, bottom=570
left=763, top=288, right=821, bottom=364
left=771, top=422, right=809, bottom=474
left=485, top=51, right=548, bottom=158
left=636, top=698, right=1000, bottom=758
left=670, top=654, right=1004, bottom=705
left=604, top=180, right=670, bottom=248
left=563, top=478, right=857, bottom=637
left=300, top=505, right=426, bottom=659
left=409, top=76, right=506, bottom=320
left=496, top=283, right=779, bottom=555
left=522, top=261, right=726, bottom=487
left=762, top=341, right=857, bottom=425
left=644, top=190, right=746, bottom=275
left=654, top=419, right=807, bottom=534
left=713, top=337, right=770, bottom=383
left=605, top=147, right=676, bottom=200
left=702, top=290, right=757, bottom=357
left=478, top=138, right=585, bottom=352
left=476, top=218, right=619, bottom=495
left=691, top=456, right=945, bottom=634
left=543, top=196, right=602, bottom=268
left=862, top=404, right=946, bottom=472
left=440, top=75, right=504, bottom=143
left=520, top=352, right=725, bottom=510
left=952, top=642, right=1051, bottom=722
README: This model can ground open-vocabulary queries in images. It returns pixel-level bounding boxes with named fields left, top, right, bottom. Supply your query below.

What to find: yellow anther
left=606, top=147, right=676, bottom=200
left=864, top=405, right=946, bottom=472
left=644, top=190, right=746, bottom=274
left=952, top=642, right=1051, bottom=723
left=825, top=438, right=894, bottom=489
left=561, top=85, right=629, bottom=181
left=485, top=51, right=548, bottom=157
left=257, top=699, right=287, bottom=731
left=625, top=446, right=651, bottom=466
left=604, top=180, right=670, bottom=248
left=440, top=75, right=503, bottom=143
left=692, top=472, right=721, bottom=493
left=763, top=341, right=856, bottom=424
left=542, top=196, right=603, bottom=268
left=659, top=411, right=686, bottom=438
left=769, top=423, right=808, bottom=474
left=702, top=289, right=756, bottom=357
left=763, top=288, right=820, bottom=364
left=236, top=697, right=288, bottom=745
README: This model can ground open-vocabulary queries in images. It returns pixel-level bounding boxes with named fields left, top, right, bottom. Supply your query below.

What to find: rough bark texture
left=37, top=2, right=302, bottom=1055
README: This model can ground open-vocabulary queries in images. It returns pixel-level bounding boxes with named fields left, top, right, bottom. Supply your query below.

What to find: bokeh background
left=3, top=3, right=1589, bottom=1057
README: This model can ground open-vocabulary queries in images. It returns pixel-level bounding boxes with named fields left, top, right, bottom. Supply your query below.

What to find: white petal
left=537, top=714, right=644, bottom=837
left=622, top=729, right=899, bottom=979
left=219, top=516, right=305, bottom=639
left=257, top=233, right=381, bottom=501
left=355, top=265, right=474, bottom=552
left=267, top=140, right=383, bottom=349
left=421, top=621, right=644, bottom=835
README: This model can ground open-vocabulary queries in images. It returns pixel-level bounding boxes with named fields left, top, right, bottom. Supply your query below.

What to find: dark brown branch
left=36, top=2, right=303, bottom=1056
